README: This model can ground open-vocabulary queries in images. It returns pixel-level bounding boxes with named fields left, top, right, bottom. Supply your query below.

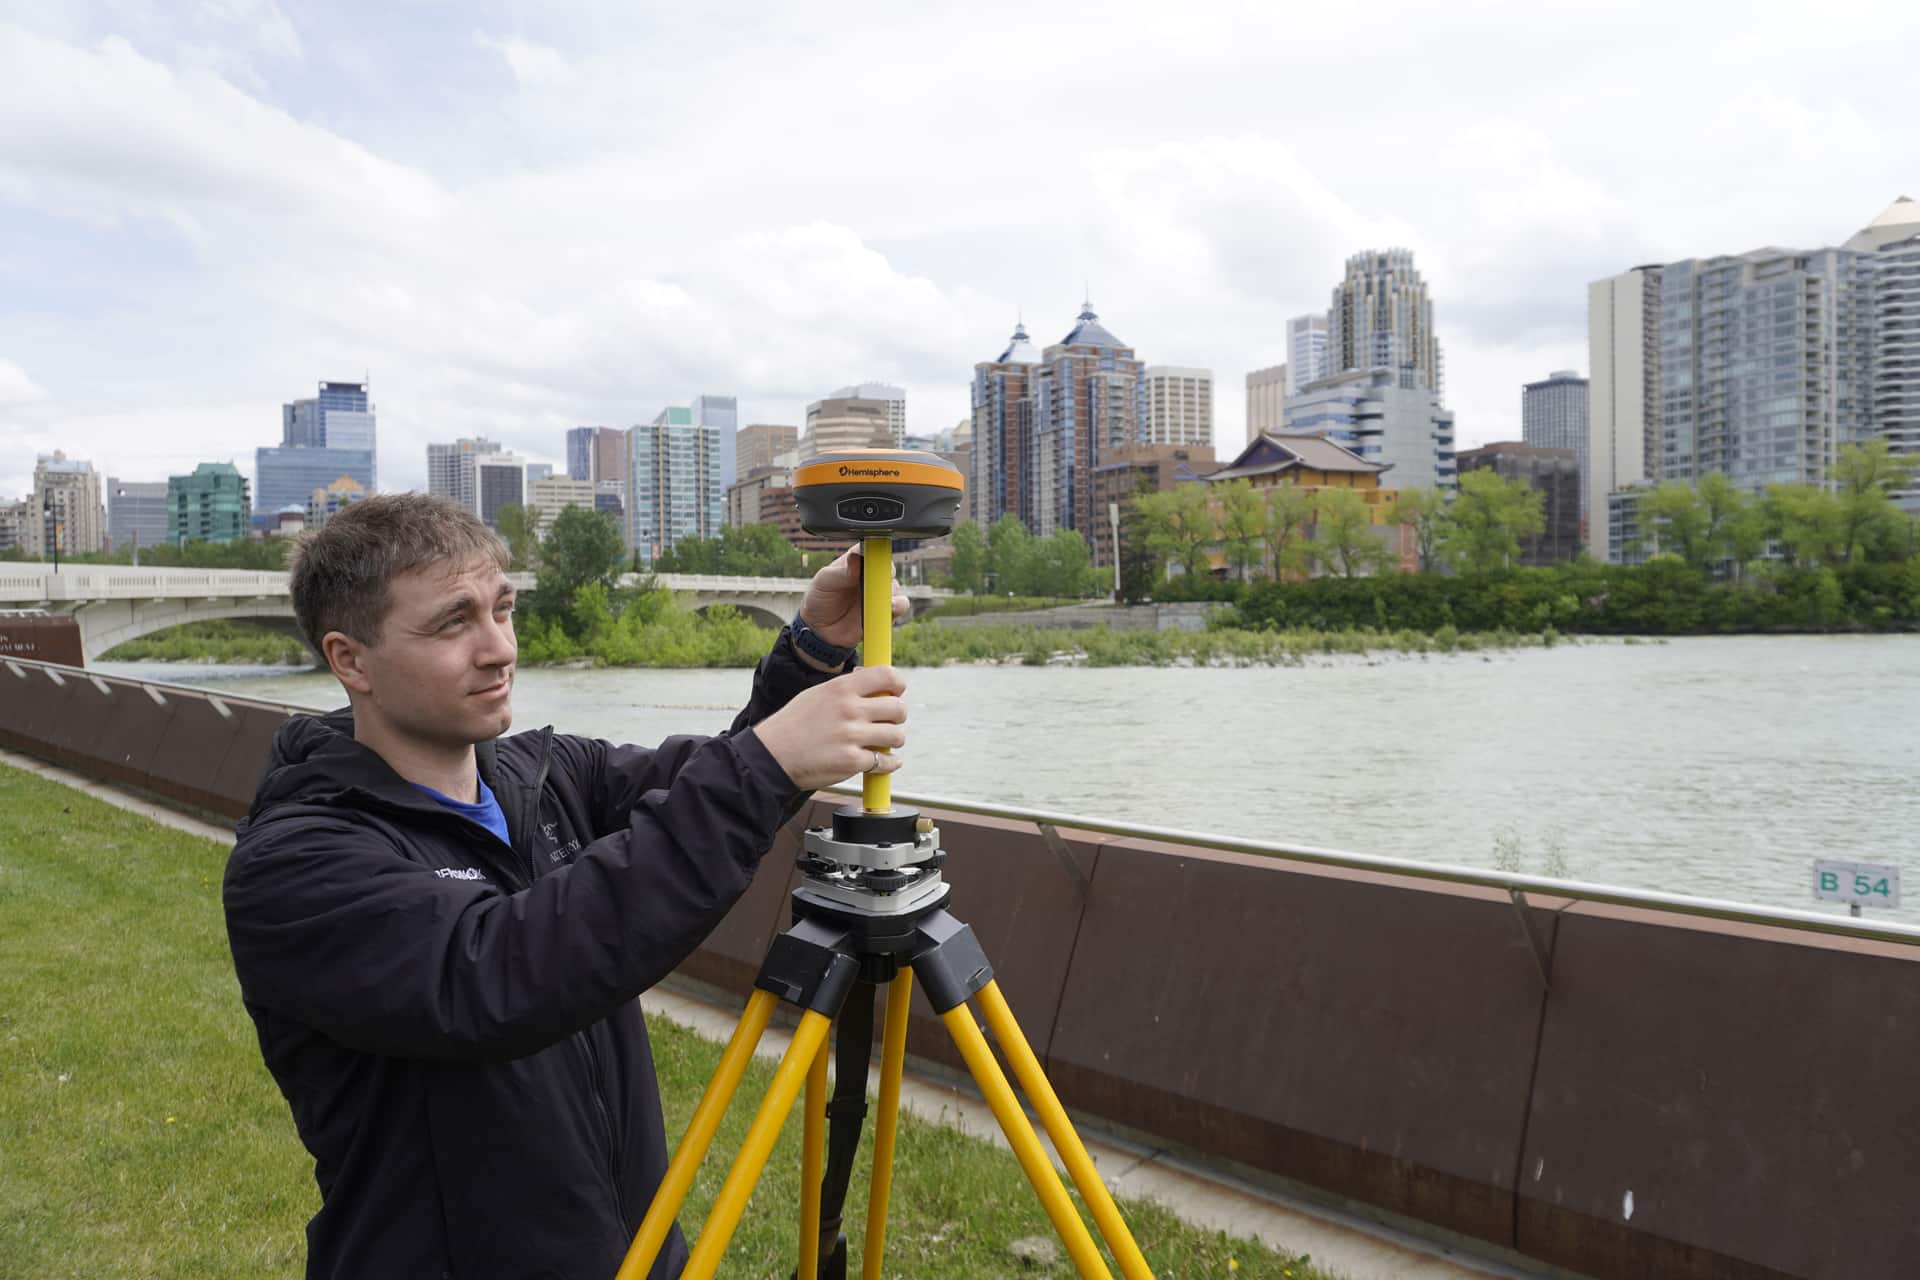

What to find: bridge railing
left=0, top=568, right=293, bottom=603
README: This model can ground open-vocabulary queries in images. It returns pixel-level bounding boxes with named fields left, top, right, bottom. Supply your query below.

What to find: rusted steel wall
left=3, top=658, right=1916, bottom=1279
left=0, top=614, right=83, bottom=667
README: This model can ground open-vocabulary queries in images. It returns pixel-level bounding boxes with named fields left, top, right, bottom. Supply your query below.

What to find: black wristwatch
left=788, top=612, right=857, bottom=670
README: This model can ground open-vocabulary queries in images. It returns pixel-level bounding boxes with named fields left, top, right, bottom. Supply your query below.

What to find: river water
left=100, top=635, right=1920, bottom=924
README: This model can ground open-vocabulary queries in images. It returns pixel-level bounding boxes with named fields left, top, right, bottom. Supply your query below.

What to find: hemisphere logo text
left=838, top=466, right=901, bottom=478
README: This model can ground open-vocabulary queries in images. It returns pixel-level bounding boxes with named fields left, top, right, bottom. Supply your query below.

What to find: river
left=98, top=634, right=1920, bottom=924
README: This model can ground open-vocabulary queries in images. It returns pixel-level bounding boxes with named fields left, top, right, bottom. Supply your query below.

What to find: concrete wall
left=3, top=656, right=1915, bottom=1279
left=932, top=602, right=1225, bottom=632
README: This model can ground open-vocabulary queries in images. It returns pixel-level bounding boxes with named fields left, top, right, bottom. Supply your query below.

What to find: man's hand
left=800, top=545, right=911, bottom=649
left=754, top=665, right=907, bottom=790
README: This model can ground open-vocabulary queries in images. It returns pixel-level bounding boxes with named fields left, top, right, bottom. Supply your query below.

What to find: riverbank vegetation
left=100, top=620, right=312, bottom=665
left=0, top=762, right=1320, bottom=1279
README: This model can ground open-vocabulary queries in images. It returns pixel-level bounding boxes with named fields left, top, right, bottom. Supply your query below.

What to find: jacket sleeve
left=580, top=625, right=845, bottom=838
left=223, top=727, right=800, bottom=1064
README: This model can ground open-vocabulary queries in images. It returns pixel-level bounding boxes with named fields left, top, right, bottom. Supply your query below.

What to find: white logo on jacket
left=435, top=867, right=486, bottom=880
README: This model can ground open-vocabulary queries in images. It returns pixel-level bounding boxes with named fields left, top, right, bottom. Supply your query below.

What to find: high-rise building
left=306, top=475, right=366, bottom=529
left=257, top=446, right=375, bottom=521
left=736, top=424, right=799, bottom=479
left=1849, top=197, right=1920, bottom=509
left=1246, top=365, right=1287, bottom=436
left=1282, top=368, right=1456, bottom=490
left=528, top=477, right=597, bottom=537
left=566, top=426, right=628, bottom=488
left=693, top=395, right=739, bottom=489
left=525, top=463, right=553, bottom=486
left=1328, top=250, right=1443, bottom=394
left=1457, top=443, right=1582, bottom=565
left=427, top=438, right=503, bottom=511
left=1522, top=371, right=1591, bottom=519
left=168, top=462, right=251, bottom=544
left=32, top=452, right=107, bottom=557
left=107, top=478, right=171, bottom=553
left=1026, top=302, right=1147, bottom=537
left=1587, top=266, right=1662, bottom=556
left=1286, top=314, right=1330, bottom=394
left=626, top=405, right=725, bottom=565
left=828, top=382, right=907, bottom=446
left=970, top=321, right=1039, bottom=529
left=0, top=501, right=33, bottom=553
left=803, top=398, right=892, bottom=458
left=1143, top=367, right=1213, bottom=447
left=279, top=380, right=377, bottom=487
left=471, top=454, right=526, bottom=530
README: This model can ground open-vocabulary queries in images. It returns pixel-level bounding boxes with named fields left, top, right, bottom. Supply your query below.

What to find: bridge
left=0, top=564, right=946, bottom=663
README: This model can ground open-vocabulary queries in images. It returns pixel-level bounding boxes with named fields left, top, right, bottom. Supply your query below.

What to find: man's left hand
left=801, top=545, right=910, bottom=648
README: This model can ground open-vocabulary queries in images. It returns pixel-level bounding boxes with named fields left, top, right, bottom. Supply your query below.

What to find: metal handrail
left=825, top=784, right=1920, bottom=948
left=7, top=655, right=1912, bottom=948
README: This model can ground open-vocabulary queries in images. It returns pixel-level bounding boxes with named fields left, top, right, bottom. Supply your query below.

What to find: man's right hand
left=753, top=665, right=907, bottom=791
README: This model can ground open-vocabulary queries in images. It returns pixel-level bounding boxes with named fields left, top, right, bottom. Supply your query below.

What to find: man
left=223, top=493, right=908, bottom=1279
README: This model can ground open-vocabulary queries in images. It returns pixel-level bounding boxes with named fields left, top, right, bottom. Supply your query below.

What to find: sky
left=2, top=0, right=1917, bottom=503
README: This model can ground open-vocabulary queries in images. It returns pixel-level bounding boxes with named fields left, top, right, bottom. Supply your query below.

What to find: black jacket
left=224, top=635, right=835, bottom=1279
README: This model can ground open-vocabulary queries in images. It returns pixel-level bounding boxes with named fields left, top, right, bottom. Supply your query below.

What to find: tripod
left=614, top=539, right=1153, bottom=1280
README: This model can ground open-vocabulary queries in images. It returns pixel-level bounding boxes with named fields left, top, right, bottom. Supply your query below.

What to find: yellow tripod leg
left=861, top=970, right=915, bottom=1280
left=682, top=1010, right=834, bottom=1280
left=798, top=1032, right=829, bottom=1280
left=617, top=989, right=778, bottom=1280
left=861, top=535, right=892, bottom=815
left=940, top=1005, right=1115, bottom=1280
left=977, top=981, right=1154, bottom=1280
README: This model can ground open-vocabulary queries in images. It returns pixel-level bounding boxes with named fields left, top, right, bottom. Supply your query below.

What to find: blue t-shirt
left=411, top=775, right=511, bottom=847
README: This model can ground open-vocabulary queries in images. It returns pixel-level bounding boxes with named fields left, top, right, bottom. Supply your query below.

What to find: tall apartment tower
left=32, top=451, right=107, bottom=557
left=626, top=404, right=725, bottom=565
left=970, top=321, right=1040, bottom=529
left=1328, top=249, right=1444, bottom=394
left=829, top=382, right=906, bottom=446
left=693, top=395, right=738, bottom=489
left=1522, top=370, right=1591, bottom=518
left=1143, top=367, right=1213, bottom=447
left=803, top=398, right=893, bottom=458
left=1286, top=314, right=1330, bottom=394
left=1246, top=364, right=1287, bottom=436
left=1587, top=267, right=1661, bottom=556
left=168, top=462, right=251, bottom=544
left=1026, top=302, right=1147, bottom=537
left=427, top=438, right=503, bottom=511
left=470, top=453, right=527, bottom=530
left=1849, top=197, right=1920, bottom=509
left=735, top=423, right=799, bottom=478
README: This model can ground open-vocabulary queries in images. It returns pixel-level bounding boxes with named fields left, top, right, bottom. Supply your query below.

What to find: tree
left=716, top=523, right=806, bottom=577
left=1765, top=483, right=1845, bottom=567
left=1261, top=483, right=1316, bottom=581
left=1309, top=487, right=1388, bottom=578
left=493, top=503, right=539, bottom=572
left=1832, top=439, right=1919, bottom=564
left=947, top=521, right=986, bottom=594
left=1116, top=485, right=1158, bottom=603
left=985, top=514, right=1035, bottom=595
left=536, top=505, right=625, bottom=622
left=1392, top=486, right=1452, bottom=573
left=1215, top=480, right=1267, bottom=581
left=1639, top=481, right=1712, bottom=567
left=1443, top=470, right=1544, bottom=572
left=1028, top=528, right=1097, bottom=598
left=1135, top=483, right=1218, bottom=581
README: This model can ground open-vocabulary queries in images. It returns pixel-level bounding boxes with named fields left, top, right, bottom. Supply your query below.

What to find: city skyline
left=3, top=4, right=1917, bottom=503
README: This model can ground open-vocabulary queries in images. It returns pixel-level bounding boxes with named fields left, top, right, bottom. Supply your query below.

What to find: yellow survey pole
left=862, top=535, right=893, bottom=814
left=862, top=971, right=916, bottom=1280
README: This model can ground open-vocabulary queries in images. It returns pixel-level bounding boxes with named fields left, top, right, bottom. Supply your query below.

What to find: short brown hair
left=289, top=494, right=510, bottom=651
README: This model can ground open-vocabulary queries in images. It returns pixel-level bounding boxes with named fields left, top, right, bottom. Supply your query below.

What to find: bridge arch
left=691, top=599, right=786, bottom=630
left=77, top=599, right=319, bottom=665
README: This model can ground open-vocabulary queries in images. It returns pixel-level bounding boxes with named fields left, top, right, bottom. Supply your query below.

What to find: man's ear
left=322, top=631, right=374, bottom=696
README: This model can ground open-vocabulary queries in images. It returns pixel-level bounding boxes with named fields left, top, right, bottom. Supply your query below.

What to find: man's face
left=344, top=557, right=517, bottom=750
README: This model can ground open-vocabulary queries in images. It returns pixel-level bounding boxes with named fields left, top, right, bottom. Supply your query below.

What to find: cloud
left=472, top=31, right=568, bottom=87
left=0, top=358, right=48, bottom=405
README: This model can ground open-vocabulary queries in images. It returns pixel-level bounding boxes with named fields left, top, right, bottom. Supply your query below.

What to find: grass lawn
left=0, top=761, right=1327, bottom=1279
